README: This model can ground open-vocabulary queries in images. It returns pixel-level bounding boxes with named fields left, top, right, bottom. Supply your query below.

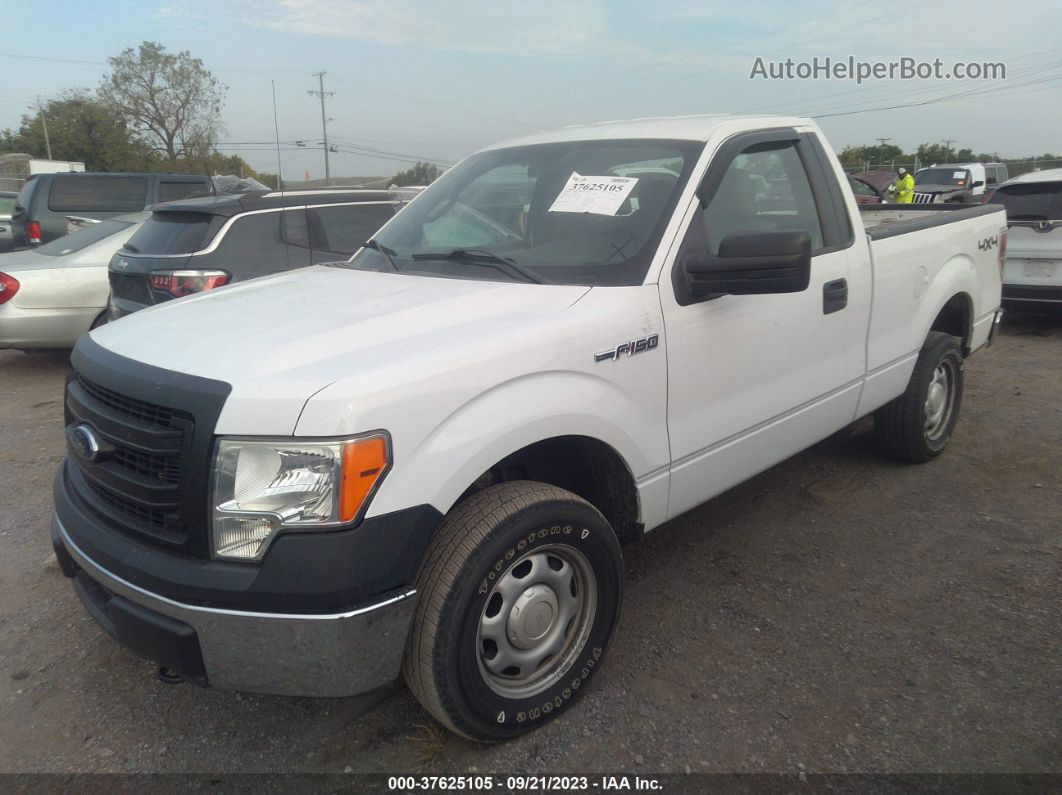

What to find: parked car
left=0, top=213, right=147, bottom=350
left=0, top=191, right=16, bottom=253
left=850, top=170, right=896, bottom=201
left=10, top=172, right=210, bottom=248
left=52, top=114, right=1004, bottom=742
left=107, top=189, right=398, bottom=319
left=912, top=162, right=1008, bottom=204
left=849, top=175, right=885, bottom=204
left=984, top=167, right=1062, bottom=310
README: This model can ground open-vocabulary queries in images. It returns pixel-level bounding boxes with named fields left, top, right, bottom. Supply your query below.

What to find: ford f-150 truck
left=51, top=115, right=1005, bottom=742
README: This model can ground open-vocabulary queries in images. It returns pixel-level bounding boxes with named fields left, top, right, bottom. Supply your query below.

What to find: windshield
left=988, top=182, right=1062, bottom=220
left=35, top=220, right=133, bottom=257
left=915, top=168, right=971, bottom=187
left=343, top=138, right=703, bottom=286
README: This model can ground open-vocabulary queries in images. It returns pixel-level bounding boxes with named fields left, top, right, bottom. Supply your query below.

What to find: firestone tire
left=874, top=331, right=964, bottom=463
left=402, top=481, right=623, bottom=742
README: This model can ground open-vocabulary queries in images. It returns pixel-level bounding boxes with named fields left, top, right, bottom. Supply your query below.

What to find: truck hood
left=89, top=265, right=590, bottom=434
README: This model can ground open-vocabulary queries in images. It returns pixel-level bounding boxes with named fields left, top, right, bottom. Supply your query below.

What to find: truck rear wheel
left=402, top=481, right=623, bottom=741
left=874, top=331, right=964, bottom=463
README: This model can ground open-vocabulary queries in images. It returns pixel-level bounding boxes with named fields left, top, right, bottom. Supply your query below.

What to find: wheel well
left=464, top=436, right=642, bottom=543
left=931, top=292, right=973, bottom=355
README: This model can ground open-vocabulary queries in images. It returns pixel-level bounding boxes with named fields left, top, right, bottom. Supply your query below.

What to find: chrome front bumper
left=54, top=515, right=416, bottom=697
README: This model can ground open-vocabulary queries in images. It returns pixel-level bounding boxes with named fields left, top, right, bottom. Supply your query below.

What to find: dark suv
left=11, top=172, right=211, bottom=247
left=108, top=190, right=396, bottom=318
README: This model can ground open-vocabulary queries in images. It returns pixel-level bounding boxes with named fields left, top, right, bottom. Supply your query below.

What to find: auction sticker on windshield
left=549, top=172, right=639, bottom=216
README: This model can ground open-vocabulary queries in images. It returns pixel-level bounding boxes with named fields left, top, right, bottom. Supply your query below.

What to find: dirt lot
left=0, top=314, right=1058, bottom=775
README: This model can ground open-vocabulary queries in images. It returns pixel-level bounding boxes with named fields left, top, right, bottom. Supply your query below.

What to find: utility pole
left=875, top=137, right=891, bottom=169
left=941, top=139, right=956, bottom=163
left=308, top=72, right=335, bottom=186
left=37, top=96, right=52, bottom=160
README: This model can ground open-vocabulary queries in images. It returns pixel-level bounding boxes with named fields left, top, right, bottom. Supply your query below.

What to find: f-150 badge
left=594, top=333, right=659, bottom=363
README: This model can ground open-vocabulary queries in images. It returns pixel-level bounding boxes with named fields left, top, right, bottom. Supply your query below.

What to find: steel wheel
left=476, top=544, right=597, bottom=700
left=923, top=360, right=956, bottom=441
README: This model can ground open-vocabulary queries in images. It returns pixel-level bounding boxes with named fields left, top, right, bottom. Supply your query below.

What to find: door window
left=308, top=203, right=395, bottom=256
left=700, top=142, right=824, bottom=254
left=213, top=212, right=286, bottom=274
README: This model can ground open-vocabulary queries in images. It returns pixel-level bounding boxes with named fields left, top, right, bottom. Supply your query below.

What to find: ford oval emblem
left=67, top=424, right=101, bottom=462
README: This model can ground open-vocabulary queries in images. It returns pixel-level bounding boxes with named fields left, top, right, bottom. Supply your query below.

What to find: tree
left=915, top=143, right=955, bottom=166
left=391, top=161, right=443, bottom=186
left=99, top=41, right=226, bottom=163
left=0, top=91, right=155, bottom=171
left=838, top=143, right=903, bottom=170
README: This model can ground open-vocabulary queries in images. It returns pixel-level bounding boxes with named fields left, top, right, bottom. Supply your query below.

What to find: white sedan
left=0, top=213, right=147, bottom=351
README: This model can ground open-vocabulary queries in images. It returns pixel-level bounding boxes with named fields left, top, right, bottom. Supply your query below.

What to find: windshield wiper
left=362, top=239, right=401, bottom=272
left=410, top=248, right=547, bottom=284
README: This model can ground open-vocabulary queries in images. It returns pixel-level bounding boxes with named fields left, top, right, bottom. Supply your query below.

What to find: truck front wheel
left=402, top=481, right=623, bottom=741
left=874, top=331, right=964, bottom=462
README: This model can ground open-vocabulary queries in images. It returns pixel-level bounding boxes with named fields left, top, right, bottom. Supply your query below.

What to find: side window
left=281, top=208, right=311, bottom=249
left=700, top=142, right=824, bottom=254
left=159, top=181, right=208, bottom=202
left=308, top=204, right=395, bottom=256
left=48, top=176, right=147, bottom=212
left=212, top=212, right=284, bottom=270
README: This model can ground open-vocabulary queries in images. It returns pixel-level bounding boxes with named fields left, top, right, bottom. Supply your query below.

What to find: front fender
left=365, top=368, right=668, bottom=522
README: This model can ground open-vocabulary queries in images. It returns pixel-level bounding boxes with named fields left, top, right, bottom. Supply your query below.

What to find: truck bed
left=860, top=203, right=1003, bottom=240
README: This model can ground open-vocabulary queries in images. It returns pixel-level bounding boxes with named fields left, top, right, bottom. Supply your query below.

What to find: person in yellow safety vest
left=894, top=166, right=915, bottom=203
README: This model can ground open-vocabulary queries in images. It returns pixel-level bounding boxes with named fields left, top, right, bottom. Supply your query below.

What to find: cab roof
left=152, top=189, right=393, bottom=217
left=483, top=114, right=812, bottom=150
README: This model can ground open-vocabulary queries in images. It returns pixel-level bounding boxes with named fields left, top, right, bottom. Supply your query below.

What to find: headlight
left=211, top=433, right=390, bottom=561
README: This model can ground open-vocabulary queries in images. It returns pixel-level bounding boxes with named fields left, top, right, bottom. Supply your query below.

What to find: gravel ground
left=0, top=313, right=1058, bottom=775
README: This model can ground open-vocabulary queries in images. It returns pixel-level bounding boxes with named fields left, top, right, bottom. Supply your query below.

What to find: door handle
left=823, top=278, right=848, bottom=314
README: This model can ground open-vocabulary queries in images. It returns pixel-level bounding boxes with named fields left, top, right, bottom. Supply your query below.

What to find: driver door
left=662, top=129, right=867, bottom=519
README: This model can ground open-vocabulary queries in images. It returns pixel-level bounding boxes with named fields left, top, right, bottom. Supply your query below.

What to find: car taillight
left=0, top=272, right=19, bottom=305
left=998, top=228, right=1007, bottom=276
left=27, top=221, right=42, bottom=245
left=148, top=270, right=230, bottom=298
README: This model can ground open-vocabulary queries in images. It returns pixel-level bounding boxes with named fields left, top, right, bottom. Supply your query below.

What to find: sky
left=2, top=0, right=1061, bottom=179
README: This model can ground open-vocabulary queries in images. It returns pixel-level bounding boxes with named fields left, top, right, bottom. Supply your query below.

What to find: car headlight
left=210, top=433, right=390, bottom=561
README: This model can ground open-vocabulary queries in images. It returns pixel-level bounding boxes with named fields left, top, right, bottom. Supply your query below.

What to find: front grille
left=113, top=447, right=182, bottom=483
left=912, top=192, right=936, bottom=204
left=63, top=337, right=230, bottom=558
left=85, top=478, right=168, bottom=529
left=66, top=373, right=191, bottom=549
left=76, top=375, right=175, bottom=427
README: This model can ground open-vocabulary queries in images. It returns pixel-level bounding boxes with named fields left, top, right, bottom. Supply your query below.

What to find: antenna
left=272, top=80, right=284, bottom=194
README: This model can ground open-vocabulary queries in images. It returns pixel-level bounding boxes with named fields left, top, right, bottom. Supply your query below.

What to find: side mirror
left=682, top=231, right=811, bottom=298
left=971, top=180, right=984, bottom=188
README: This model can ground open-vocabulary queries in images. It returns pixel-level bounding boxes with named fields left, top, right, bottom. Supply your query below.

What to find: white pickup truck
left=51, top=115, right=1005, bottom=742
